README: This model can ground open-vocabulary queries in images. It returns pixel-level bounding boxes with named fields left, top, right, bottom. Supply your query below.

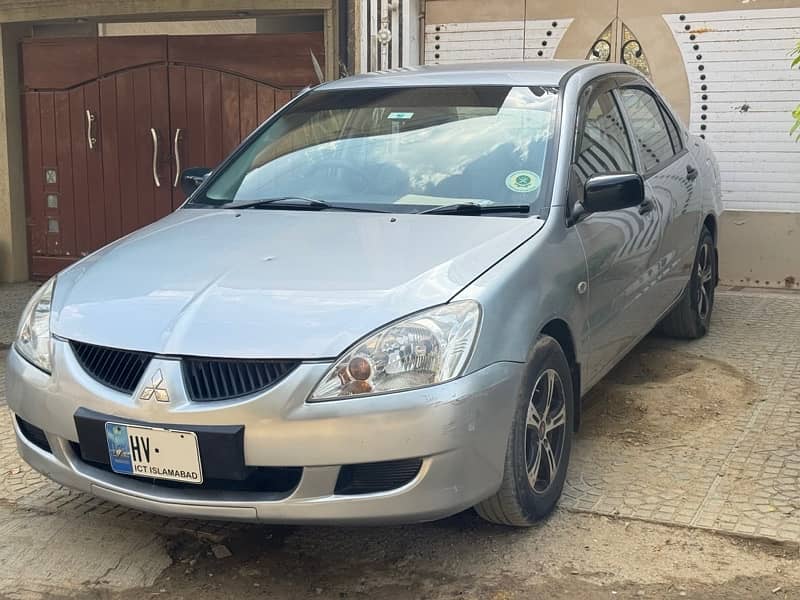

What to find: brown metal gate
left=21, top=32, right=323, bottom=279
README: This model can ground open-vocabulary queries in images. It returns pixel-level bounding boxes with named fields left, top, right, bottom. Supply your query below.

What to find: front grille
left=69, top=340, right=298, bottom=401
left=16, top=416, right=52, bottom=453
left=70, top=341, right=153, bottom=394
left=182, top=357, right=300, bottom=402
left=335, top=458, right=423, bottom=495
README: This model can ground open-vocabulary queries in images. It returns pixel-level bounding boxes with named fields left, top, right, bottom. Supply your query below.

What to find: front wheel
left=659, top=226, right=716, bottom=339
left=474, top=335, right=574, bottom=527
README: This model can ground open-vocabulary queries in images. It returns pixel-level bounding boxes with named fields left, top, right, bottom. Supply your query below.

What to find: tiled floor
left=564, top=290, right=800, bottom=543
left=0, top=282, right=38, bottom=347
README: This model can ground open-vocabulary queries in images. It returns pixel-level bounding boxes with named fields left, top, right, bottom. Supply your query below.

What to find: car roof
left=316, top=61, right=638, bottom=91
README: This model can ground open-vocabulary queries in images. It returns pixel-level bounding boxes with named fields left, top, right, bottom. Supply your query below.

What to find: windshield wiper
left=420, top=202, right=531, bottom=216
left=222, top=196, right=385, bottom=213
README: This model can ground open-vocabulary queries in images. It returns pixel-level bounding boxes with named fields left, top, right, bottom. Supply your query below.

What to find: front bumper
left=6, top=341, right=522, bottom=524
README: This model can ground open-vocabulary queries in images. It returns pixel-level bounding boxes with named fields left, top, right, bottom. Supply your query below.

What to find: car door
left=617, top=83, right=698, bottom=323
left=571, top=80, right=659, bottom=383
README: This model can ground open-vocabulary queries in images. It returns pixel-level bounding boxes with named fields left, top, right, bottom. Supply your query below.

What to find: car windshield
left=194, top=85, right=559, bottom=216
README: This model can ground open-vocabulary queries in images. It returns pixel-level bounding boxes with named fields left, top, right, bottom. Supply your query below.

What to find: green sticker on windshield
left=505, top=170, right=541, bottom=193
left=388, top=112, right=414, bottom=120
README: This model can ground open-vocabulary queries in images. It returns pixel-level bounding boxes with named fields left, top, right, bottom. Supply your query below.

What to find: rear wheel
left=475, top=335, right=574, bottom=526
left=659, top=226, right=716, bottom=339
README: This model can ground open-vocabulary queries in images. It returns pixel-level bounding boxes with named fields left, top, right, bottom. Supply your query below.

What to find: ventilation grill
left=182, top=357, right=300, bottom=402
left=16, top=416, right=51, bottom=453
left=70, top=341, right=153, bottom=394
left=335, top=458, right=423, bottom=495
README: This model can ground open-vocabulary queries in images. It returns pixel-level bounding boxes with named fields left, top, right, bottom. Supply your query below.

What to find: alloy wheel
left=525, top=369, right=567, bottom=494
left=696, top=242, right=714, bottom=321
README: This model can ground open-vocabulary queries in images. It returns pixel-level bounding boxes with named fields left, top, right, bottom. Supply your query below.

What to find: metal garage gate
left=20, top=32, right=324, bottom=279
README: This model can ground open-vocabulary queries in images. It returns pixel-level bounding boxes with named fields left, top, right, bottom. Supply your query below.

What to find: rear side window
left=660, top=104, right=683, bottom=153
left=619, top=88, right=675, bottom=173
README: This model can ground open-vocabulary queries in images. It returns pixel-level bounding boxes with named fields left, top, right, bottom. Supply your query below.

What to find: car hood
left=52, top=209, right=544, bottom=359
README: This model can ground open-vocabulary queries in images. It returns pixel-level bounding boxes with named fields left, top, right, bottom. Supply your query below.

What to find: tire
left=659, top=226, right=716, bottom=339
left=474, top=335, right=575, bottom=526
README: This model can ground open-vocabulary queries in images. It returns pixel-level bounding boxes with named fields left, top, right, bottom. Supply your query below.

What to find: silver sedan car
left=8, top=61, right=721, bottom=526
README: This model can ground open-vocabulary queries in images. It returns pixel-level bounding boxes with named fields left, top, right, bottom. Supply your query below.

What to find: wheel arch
left=703, top=213, right=717, bottom=242
left=540, top=318, right=581, bottom=432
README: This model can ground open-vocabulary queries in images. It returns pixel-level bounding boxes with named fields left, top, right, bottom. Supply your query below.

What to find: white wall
left=666, top=7, right=800, bottom=213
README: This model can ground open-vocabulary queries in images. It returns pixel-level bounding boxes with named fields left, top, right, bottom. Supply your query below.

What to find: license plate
left=105, top=422, right=203, bottom=484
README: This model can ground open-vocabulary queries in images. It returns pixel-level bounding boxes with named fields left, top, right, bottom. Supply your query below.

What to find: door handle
left=686, top=164, right=699, bottom=181
left=173, top=128, right=183, bottom=188
left=150, top=128, right=161, bottom=188
left=638, top=199, right=654, bottom=215
left=86, top=110, right=97, bottom=150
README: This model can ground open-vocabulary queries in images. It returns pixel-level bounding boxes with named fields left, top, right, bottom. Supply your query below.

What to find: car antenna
left=310, top=49, right=325, bottom=84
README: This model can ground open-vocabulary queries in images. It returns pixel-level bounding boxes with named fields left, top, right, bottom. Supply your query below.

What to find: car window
left=659, top=104, right=683, bottom=153
left=574, top=90, right=635, bottom=184
left=619, top=87, right=675, bottom=173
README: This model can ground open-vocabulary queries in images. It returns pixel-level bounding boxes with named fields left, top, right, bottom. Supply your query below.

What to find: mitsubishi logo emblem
left=139, top=369, right=170, bottom=403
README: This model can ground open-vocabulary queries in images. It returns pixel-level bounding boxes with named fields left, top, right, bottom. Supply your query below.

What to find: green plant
left=792, top=40, right=800, bottom=141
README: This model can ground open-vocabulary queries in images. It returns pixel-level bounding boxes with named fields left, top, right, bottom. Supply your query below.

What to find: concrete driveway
left=1, top=283, right=799, bottom=599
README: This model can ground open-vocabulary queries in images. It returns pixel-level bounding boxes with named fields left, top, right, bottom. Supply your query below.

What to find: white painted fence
left=424, top=19, right=574, bottom=64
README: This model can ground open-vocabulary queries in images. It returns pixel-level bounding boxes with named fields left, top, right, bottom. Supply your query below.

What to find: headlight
left=310, top=301, right=481, bottom=401
left=15, top=277, right=55, bottom=373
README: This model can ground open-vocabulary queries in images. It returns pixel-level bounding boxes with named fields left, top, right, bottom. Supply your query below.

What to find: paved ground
left=0, top=283, right=37, bottom=347
left=566, top=290, right=800, bottom=542
left=1, top=283, right=799, bottom=599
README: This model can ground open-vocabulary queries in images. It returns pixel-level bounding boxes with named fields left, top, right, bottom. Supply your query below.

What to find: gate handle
left=173, top=128, right=183, bottom=188
left=150, top=128, right=161, bottom=188
left=86, top=110, right=97, bottom=150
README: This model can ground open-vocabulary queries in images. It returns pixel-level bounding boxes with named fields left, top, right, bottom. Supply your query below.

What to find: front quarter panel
left=454, top=218, right=589, bottom=394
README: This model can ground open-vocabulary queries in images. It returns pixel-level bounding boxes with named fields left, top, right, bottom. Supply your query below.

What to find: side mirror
left=180, top=167, right=212, bottom=197
left=581, top=172, right=644, bottom=214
